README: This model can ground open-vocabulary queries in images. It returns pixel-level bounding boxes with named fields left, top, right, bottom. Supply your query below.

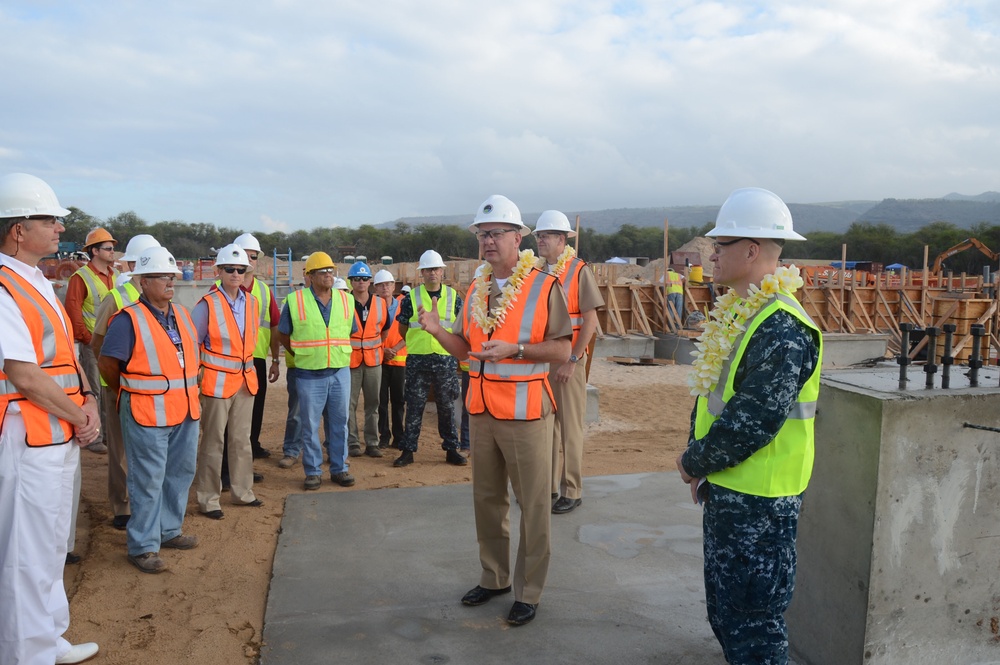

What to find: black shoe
left=393, top=451, right=414, bottom=467
left=236, top=499, right=264, bottom=507
left=348, top=446, right=363, bottom=458
left=252, top=447, right=271, bottom=459
left=253, top=472, right=264, bottom=483
left=112, top=514, right=130, bottom=530
left=65, top=552, right=82, bottom=565
left=461, top=584, right=511, bottom=606
left=552, top=497, right=582, bottom=514
left=202, top=510, right=225, bottom=520
left=221, top=476, right=231, bottom=491
left=445, top=449, right=468, bottom=466
left=365, top=445, right=383, bottom=458
left=507, top=601, right=537, bottom=626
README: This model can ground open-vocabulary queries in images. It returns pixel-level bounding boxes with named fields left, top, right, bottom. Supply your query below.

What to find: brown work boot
left=161, top=534, right=199, bottom=550
left=128, top=552, right=166, bottom=574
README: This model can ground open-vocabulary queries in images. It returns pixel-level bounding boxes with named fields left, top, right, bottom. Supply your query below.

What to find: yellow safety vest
left=286, top=288, right=353, bottom=370
left=74, top=263, right=119, bottom=333
left=250, top=278, right=273, bottom=359
left=665, top=270, right=683, bottom=294
left=405, top=284, right=457, bottom=356
left=694, top=292, right=823, bottom=497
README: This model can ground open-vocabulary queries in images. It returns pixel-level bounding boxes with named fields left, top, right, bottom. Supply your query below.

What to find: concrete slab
left=261, top=473, right=735, bottom=664
left=593, top=335, right=656, bottom=359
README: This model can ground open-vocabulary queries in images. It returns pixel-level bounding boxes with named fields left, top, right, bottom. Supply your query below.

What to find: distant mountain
left=385, top=192, right=1000, bottom=236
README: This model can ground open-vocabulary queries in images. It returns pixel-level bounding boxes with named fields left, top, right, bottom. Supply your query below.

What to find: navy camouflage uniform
left=682, top=310, right=819, bottom=664
left=397, top=292, right=463, bottom=453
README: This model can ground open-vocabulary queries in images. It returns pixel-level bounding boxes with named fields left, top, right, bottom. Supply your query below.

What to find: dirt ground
left=65, top=359, right=694, bottom=664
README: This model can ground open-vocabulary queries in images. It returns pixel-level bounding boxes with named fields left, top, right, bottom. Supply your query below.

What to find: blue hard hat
left=348, top=261, right=373, bottom=278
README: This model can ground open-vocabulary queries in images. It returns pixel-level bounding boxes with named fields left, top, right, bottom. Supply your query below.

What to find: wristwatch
left=569, top=354, right=580, bottom=364
left=515, top=344, right=525, bottom=360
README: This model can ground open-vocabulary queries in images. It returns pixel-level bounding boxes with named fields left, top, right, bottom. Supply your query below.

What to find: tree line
left=59, top=208, right=1000, bottom=274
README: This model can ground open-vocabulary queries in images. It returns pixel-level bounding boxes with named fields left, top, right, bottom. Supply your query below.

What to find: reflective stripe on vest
left=384, top=295, right=407, bottom=366
left=405, top=284, right=456, bottom=356
left=695, top=292, right=823, bottom=497
left=74, top=263, right=117, bottom=332
left=0, top=267, right=84, bottom=446
left=251, top=278, right=272, bottom=359
left=287, top=288, right=353, bottom=370
left=110, top=281, right=140, bottom=310
left=350, top=294, right=387, bottom=368
left=553, top=257, right=586, bottom=346
left=118, top=302, right=201, bottom=427
left=465, top=268, right=556, bottom=421
left=198, top=290, right=260, bottom=399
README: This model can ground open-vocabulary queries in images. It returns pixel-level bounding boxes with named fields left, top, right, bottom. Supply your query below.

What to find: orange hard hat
left=84, top=227, right=117, bottom=248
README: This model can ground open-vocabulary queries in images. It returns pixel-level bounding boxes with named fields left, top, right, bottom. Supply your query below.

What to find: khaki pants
left=550, top=359, right=588, bottom=500
left=102, top=385, right=130, bottom=516
left=195, top=386, right=256, bottom=512
left=470, top=412, right=553, bottom=605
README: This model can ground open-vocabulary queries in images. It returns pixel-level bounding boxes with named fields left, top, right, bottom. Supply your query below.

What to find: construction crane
left=931, top=238, right=999, bottom=274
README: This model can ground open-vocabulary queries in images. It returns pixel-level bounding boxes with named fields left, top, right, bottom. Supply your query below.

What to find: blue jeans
left=282, top=367, right=302, bottom=458
left=119, top=392, right=198, bottom=556
left=297, top=367, right=350, bottom=477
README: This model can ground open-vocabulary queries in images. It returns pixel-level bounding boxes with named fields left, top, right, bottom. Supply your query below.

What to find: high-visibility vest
left=694, top=292, right=823, bottom=497
left=116, top=302, right=201, bottom=427
left=666, top=270, right=683, bottom=294
left=350, top=294, right=387, bottom=368
left=286, top=288, right=353, bottom=370
left=110, top=281, right=140, bottom=310
left=550, top=256, right=587, bottom=347
left=74, top=263, right=119, bottom=333
left=464, top=268, right=557, bottom=421
left=250, top=278, right=273, bottom=360
left=384, top=295, right=407, bottom=367
left=405, top=284, right=457, bottom=356
left=198, top=290, right=259, bottom=399
left=0, top=267, right=84, bottom=447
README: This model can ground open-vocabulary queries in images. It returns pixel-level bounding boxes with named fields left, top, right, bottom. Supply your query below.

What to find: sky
left=1, top=1, right=998, bottom=232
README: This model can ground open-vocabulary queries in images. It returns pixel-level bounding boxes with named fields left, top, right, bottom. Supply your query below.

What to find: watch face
left=570, top=354, right=579, bottom=363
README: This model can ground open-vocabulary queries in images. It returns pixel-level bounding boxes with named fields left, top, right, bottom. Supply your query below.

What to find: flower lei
left=471, top=249, right=537, bottom=333
left=542, top=245, right=576, bottom=277
left=687, top=265, right=804, bottom=397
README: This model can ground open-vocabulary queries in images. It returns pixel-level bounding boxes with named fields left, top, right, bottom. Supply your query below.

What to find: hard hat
left=417, top=249, right=445, bottom=270
left=707, top=188, right=806, bottom=241
left=474, top=263, right=486, bottom=278
left=0, top=173, right=71, bottom=218
left=532, top=210, right=576, bottom=237
left=84, top=227, right=117, bottom=249
left=131, top=246, right=182, bottom=276
left=233, top=232, right=262, bottom=253
left=304, top=251, right=335, bottom=273
left=121, top=234, right=161, bottom=262
left=468, top=194, right=531, bottom=234
left=373, top=269, right=395, bottom=285
left=400, top=285, right=411, bottom=293
left=347, top=261, right=373, bottom=278
left=334, top=277, right=350, bottom=291
left=215, top=243, right=250, bottom=267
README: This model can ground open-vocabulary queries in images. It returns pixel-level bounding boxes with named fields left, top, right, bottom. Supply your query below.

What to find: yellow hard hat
left=304, top=251, right=335, bottom=273
left=84, top=227, right=117, bottom=248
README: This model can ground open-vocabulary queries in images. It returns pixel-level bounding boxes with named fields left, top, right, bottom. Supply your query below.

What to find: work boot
left=348, top=445, right=363, bottom=457
left=393, top=450, right=414, bottom=467
left=128, top=552, right=166, bottom=574
left=304, top=475, right=321, bottom=490
left=86, top=441, right=108, bottom=454
left=365, top=445, right=383, bottom=458
left=331, top=471, right=355, bottom=487
left=277, top=455, right=299, bottom=469
left=445, top=449, right=468, bottom=466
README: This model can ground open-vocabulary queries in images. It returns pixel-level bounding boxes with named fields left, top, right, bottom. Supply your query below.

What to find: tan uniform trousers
left=102, top=385, right=130, bottom=516
left=195, top=385, right=257, bottom=512
left=470, top=412, right=553, bottom=605
left=550, top=357, right=588, bottom=500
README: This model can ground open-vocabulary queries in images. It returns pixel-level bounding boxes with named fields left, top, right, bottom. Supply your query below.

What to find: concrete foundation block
left=821, top=332, right=890, bottom=367
left=593, top=335, right=656, bottom=359
left=654, top=333, right=697, bottom=364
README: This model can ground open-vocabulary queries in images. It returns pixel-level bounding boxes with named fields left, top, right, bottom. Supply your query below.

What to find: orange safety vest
left=553, top=256, right=587, bottom=347
left=464, top=268, right=557, bottom=421
left=0, top=266, right=84, bottom=447
left=384, top=295, right=407, bottom=367
left=350, top=294, right=387, bottom=368
left=116, top=302, right=201, bottom=427
left=198, top=289, right=259, bottom=399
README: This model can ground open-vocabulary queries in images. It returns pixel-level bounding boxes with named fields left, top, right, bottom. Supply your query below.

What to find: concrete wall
left=789, top=369, right=1000, bottom=665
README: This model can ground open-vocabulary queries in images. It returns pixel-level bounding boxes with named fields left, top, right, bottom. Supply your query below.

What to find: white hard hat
left=121, top=234, right=161, bottom=262
left=707, top=188, right=806, bottom=241
left=131, top=246, right=182, bottom=276
left=418, top=249, right=445, bottom=270
left=400, top=285, right=411, bottom=293
left=215, top=243, right=250, bottom=267
left=0, top=173, right=71, bottom=218
left=233, top=232, right=262, bottom=253
left=468, top=194, right=531, bottom=234
left=532, top=210, right=576, bottom=237
left=333, top=277, right=350, bottom=291
left=373, top=269, right=395, bottom=285
left=474, top=263, right=486, bottom=278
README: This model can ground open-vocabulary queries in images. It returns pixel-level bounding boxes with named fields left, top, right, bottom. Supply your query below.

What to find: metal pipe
left=941, top=323, right=956, bottom=389
left=969, top=324, right=985, bottom=387
left=924, top=326, right=939, bottom=389
left=898, top=322, right=913, bottom=390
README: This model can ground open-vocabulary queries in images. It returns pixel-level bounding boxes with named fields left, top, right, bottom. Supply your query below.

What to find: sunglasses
left=246, top=253, right=259, bottom=261
left=222, top=266, right=248, bottom=274
left=350, top=276, right=372, bottom=282
left=476, top=228, right=517, bottom=242
left=311, top=268, right=335, bottom=275
left=97, top=245, right=116, bottom=252
left=712, top=238, right=760, bottom=253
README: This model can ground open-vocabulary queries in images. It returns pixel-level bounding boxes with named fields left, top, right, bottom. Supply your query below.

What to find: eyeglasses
left=476, top=228, right=517, bottom=242
left=97, top=245, right=116, bottom=252
left=246, top=253, right=259, bottom=261
left=712, top=238, right=760, bottom=253
left=221, top=266, right=248, bottom=274
left=534, top=232, right=563, bottom=241
left=310, top=268, right=335, bottom=275
left=142, top=275, right=175, bottom=282
left=350, top=276, right=371, bottom=282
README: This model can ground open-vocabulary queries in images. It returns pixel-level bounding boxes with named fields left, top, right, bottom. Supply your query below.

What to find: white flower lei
left=541, top=245, right=576, bottom=277
left=687, top=265, right=804, bottom=398
left=472, top=249, right=537, bottom=333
